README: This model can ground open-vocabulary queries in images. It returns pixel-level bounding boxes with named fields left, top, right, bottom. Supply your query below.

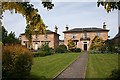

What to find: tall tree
left=1, top=0, right=54, bottom=47
left=2, top=26, right=8, bottom=44
left=2, top=26, right=20, bottom=45
left=1, top=0, right=54, bottom=40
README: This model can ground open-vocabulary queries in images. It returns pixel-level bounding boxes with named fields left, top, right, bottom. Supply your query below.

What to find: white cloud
left=3, top=2, right=118, bottom=39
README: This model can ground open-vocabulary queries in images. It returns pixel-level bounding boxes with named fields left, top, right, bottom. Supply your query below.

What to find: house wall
left=54, top=34, right=59, bottom=49
left=20, top=33, right=59, bottom=49
left=20, top=35, right=29, bottom=46
left=64, top=31, right=108, bottom=51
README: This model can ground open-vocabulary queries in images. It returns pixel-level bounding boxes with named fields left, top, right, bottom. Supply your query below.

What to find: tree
left=1, top=0, right=54, bottom=42
left=67, top=39, right=76, bottom=52
left=2, top=26, right=20, bottom=45
left=2, top=26, right=8, bottom=45
left=97, top=0, right=120, bottom=13
left=90, top=36, right=105, bottom=52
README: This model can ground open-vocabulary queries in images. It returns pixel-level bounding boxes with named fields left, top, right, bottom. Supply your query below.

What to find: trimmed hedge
left=33, top=43, right=53, bottom=57
left=2, top=45, right=33, bottom=79
left=33, top=51, right=52, bottom=57
left=55, top=45, right=67, bottom=53
left=75, top=48, right=81, bottom=52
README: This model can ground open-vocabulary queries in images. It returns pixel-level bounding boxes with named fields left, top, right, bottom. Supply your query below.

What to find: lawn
left=30, top=53, right=81, bottom=79
left=86, top=54, right=119, bottom=79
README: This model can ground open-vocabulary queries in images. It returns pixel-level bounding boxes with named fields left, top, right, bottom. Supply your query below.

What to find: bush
left=67, top=39, right=76, bottom=52
left=107, top=69, right=120, bottom=80
left=75, top=48, right=81, bottom=52
left=33, top=50, right=53, bottom=57
left=2, top=45, right=33, bottom=79
left=39, top=43, right=52, bottom=56
left=55, top=45, right=67, bottom=53
left=33, top=52, right=46, bottom=57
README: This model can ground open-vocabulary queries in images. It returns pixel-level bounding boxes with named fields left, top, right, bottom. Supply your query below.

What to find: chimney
left=103, top=22, right=106, bottom=29
left=66, top=25, right=69, bottom=31
left=55, top=25, right=58, bottom=33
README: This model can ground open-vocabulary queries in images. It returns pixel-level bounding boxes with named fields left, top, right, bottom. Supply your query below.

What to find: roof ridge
left=63, top=27, right=109, bottom=33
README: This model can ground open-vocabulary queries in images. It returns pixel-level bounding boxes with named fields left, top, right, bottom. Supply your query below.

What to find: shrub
left=107, top=69, right=120, bottom=80
left=39, top=43, right=52, bottom=56
left=55, top=45, right=67, bottom=53
left=75, top=48, right=81, bottom=52
left=90, top=36, right=105, bottom=52
left=2, top=45, right=33, bottom=79
left=67, top=39, right=76, bottom=52
left=33, top=52, right=46, bottom=57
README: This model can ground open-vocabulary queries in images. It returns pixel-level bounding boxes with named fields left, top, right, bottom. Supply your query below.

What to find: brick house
left=19, top=26, right=60, bottom=50
left=63, top=23, right=109, bottom=51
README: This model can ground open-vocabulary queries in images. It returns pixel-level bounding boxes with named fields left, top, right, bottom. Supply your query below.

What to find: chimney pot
left=66, top=25, right=69, bottom=31
left=55, top=25, right=58, bottom=33
left=103, top=22, right=106, bottom=29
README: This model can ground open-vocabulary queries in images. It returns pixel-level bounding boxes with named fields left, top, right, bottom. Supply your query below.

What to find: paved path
left=54, top=52, right=88, bottom=79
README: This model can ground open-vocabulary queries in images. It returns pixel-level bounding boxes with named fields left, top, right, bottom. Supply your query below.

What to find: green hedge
left=75, top=48, right=81, bottom=52
left=2, top=45, right=33, bottom=79
left=33, top=51, right=52, bottom=57
left=33, top=43, right=53, bottom=57
left=55, top=45, right=67, bottom=53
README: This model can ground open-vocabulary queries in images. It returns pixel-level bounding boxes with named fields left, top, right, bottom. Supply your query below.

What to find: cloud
left=3, top=2, right=118, bottom=39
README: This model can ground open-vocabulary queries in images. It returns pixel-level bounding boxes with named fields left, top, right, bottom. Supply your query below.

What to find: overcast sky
left=3, top=2, right=118, bottom=40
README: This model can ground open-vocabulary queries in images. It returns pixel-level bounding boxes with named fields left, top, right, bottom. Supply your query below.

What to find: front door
left=84, top=44, right=87, bottom=51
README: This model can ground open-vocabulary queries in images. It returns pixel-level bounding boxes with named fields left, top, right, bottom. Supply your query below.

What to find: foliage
left=97, top=0, right=120, bottom=13
left=100, top=39, right=119, bottom=53
left=33, top=52, right=46, bottom=57
left=2, top=26, right=7, bottom=42
left=39, top=43, right=52, bottom=56
left=2, top=26, right=20, bottom=45
left=55, top=44, right=67, bottom=53
left=90, top=36, right=105, bottom=53
left=4, top=32, right=20, bottom=45
left=107, top=69, right=120, bottom=80
left=2, top=45, right=33, bottom=78
left=0, top=26, right=2, bottom=41
left=2, top=2, right=46, bottom=42
left=42, top=0, right=54, bottom=10
left=75, top=48, right=81, bottom=52
left=2, top=1, right=54, bottom=41
left=67, top=39, right=76, bottom=52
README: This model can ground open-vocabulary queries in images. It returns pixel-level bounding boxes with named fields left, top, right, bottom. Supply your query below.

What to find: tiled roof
left=63, top=27, right=109, bottom=33
left=20, top=30, right=60, bottom=36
